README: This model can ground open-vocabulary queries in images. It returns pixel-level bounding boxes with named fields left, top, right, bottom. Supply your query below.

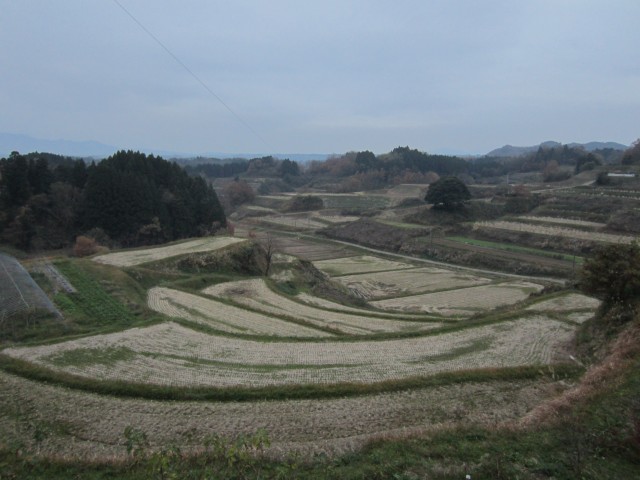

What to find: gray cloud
left=1, top=0, right=638, bottom=155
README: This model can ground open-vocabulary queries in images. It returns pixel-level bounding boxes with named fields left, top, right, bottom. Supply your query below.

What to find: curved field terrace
left=202, top=279, right=441, bottom=335
left=4, top=316, right=574, bottom=388
left=93, top=236, right=246, bottom=267
left=0, top=235, right=599, bottom=462
left=371, top=281, right=544, bottom=316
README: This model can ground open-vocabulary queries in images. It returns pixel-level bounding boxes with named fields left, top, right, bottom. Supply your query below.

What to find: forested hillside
left=0, top=150, right=225, bottom=250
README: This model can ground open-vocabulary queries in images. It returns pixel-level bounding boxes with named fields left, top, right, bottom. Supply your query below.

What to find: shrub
left=73, top=236, right=99, bottom=257
left=580, top=242, right=640, bottom=308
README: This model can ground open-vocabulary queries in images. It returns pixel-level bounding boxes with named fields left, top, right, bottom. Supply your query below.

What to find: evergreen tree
left=0, top=152, right=31, bottom=208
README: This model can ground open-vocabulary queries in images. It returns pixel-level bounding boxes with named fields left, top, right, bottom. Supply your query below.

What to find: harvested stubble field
left=333, top=266, right=493, bottom=300
left=0, top=369, right=563, bottom=459
left=474, top=220, right=635, bottom=244
left=516, top=215, right=606, bottom=229
left=294, top=292, right=434, bottom=319
left=0, top=229, right=602, bottom=463
left=384, top=184, right=427, bottom=203
left=4, top=317, right=574, bottom=388
left=371, top=281, right=544, bottom=315
left=257, top=215, right=328, bottom=230
left=311, top=213, right=360, bottom=224
left=313, top=255, right=415, bottom=276
left=148, top=286, right=332, bottom=337
left=93, top=237, right=246, bottom=267
left=251, top=233, right=353, bottom=261
left=526, top=293, right=601, bottom=312
left=202, top=279, right=440, bottom=335
left=317, top=193, right=390, bottom=210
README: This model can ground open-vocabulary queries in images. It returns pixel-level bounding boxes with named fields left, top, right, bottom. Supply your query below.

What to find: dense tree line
left=622, top=139, right=640, bottom=165
left=307, top=147, right=471, bottom=192
left=480, top=145, right=613, bottom=179
left=184, top=161, right=249, bottom=178
left=0, top=150, right=225, bottom=251
left=245, top=156, right=300, bottom=177
left=184, top=156, right=300, bottom=183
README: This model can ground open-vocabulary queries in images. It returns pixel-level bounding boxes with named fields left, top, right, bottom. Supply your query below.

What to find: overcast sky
left=1, top=1, right=639, bottom=156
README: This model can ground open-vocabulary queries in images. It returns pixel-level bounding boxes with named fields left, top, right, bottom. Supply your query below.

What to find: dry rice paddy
left=264, top=236, right=353, bottom=261
left=148, top=287, right=331, bottom=338
left=526, top=293, right=601, bottom=312
left=334, top=267, right=493, bottom=299
left=3, top=316, right=574, bottom=388
left=516, top=215, right=607, bottom=229
left=311, top=213, right=360, bottom=224
left=474, top=220, right=635, bottom=244
left=313, top=255, right=415, bottom=276
left=0, top=234, right=601, bottom=460
left=93, top=237, right=246, bottom=267
left=371, top=281, right=544, bottom=316
left=203, top=279, right=440, bottom=335
left=259, top=215, right=327, bottom=230
left=0, top=369, right=562, bottom=459
left=294, top=292, right=434, bottom=319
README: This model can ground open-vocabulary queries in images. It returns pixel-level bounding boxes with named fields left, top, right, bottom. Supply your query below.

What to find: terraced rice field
left=294, top=292, right=431, bottom=319
left=148, top=287, right=331, bottom=337
left=526, top=293, right=601, bottom=312
left=384, top=184, right=428, bottom=205
left=93, top=237, right=246, bottom=267
left=259, top=215, right=327, bottom=230
left=474, top=220, right=635, bottom=244
left=314, top=255, right=415, bottom=276
left=262, top=235, right=353, bottom=261
left=516, top=215, right=606, bottom=229
left=0, top=232, right=602, bottom=461
left=371, top=281, right=543, bottom=316
left=0, top=369, right=559, bottom=459
left=333, top=266, right=493, bottom=299
left=317, top=194, right=390, bottom=210
left=3, top=316, right=574, bottom=387
left=203, top=279, right=440, bottom=335
left=312, top=214, right=360, bottom=224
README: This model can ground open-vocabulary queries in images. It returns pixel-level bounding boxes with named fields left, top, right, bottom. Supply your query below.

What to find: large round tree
left=424, top=176, right=471, bottom=210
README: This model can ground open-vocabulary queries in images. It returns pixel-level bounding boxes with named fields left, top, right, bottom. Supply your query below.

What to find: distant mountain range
left=0, top=132, right=331, bottom=162
left=0, top=132, right=118, bottom=158
left=1, top=131, right=629, bottom=161
left=486, top=140, right=628, bottom=157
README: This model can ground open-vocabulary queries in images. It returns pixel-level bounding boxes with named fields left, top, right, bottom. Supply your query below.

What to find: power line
left=111, top=0, right=271, bottom=150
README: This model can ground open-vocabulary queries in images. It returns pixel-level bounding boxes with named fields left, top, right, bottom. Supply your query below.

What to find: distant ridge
left=486, top=140, right=628, bottom=157
left=0, top=132, right=117, bottom=158
left=0, top=132, right=331, bottom=162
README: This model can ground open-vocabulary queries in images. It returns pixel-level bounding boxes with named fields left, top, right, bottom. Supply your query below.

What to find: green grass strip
left=54, top=261, right=137, bottom=324
left=0, top=353, right=582, bottom=402
left=447, top=236, right=584, bottom=263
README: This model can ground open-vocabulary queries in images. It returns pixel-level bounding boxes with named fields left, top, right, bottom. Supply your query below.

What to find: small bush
left=73, top=236, right=99, bottom=257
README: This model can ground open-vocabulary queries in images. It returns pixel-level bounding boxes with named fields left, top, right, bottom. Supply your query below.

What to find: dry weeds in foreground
left=517, top=319, right=640, bottom=429
left=0, top=370, right=564, bottom=460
